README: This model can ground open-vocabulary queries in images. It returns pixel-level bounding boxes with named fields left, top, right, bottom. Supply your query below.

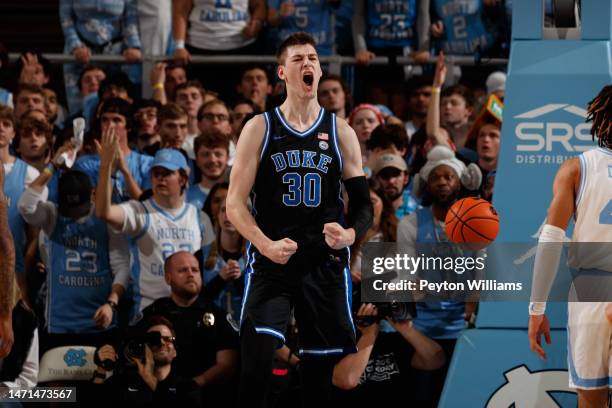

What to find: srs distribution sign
left=513, top=103, right=593, bottom=165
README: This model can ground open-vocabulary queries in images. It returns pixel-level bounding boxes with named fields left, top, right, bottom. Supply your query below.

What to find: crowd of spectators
left=0, top=0, right=509, bottom=406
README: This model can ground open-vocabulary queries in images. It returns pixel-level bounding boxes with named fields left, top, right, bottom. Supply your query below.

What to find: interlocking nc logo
left=486, top=365, right=574, bottom=407
left=514, top=104, right=592, bottom=152
left=63, top=348, right=87, bottom=367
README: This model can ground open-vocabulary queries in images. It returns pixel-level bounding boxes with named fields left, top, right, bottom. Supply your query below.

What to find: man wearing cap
left=18, top=143, right=129, bottom=349
left=95, top=127, right=215, bottom=320
left=396, top=145, right=481, bottom=406
left=372, top=153, right=420, bottom=219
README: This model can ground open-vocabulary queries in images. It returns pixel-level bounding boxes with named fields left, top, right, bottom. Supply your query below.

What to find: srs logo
left=486, top=365, right=575, bottom=408
left=514, top=104, right=592, bottom=153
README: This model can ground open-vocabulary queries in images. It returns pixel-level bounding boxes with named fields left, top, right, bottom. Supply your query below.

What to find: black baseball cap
left=58, top=170, right=92, bottom=219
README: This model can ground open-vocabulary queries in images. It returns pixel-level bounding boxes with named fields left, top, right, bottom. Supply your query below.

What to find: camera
left=352, top=286, right=417, bottom=327
left=124, top=331, right=163, bottom=362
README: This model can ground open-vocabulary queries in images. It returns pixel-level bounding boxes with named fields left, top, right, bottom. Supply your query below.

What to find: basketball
left=445, top=197, right=500, bottom=246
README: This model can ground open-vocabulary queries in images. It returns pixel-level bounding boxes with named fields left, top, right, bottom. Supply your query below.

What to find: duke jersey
left=252, top=107, right=344, bottom=259
left=46, top=214, right=113, bottom=333
left=4, top=159, right=28, bottom=274
left=433, top=0, right=495, bottom=55
left=269, top=0, right=333, bottom=55
left=367, top=0, right=417, bottom=48
left=568, top=147, right=612, bottom=271
left=131, top=199, right=204, bottom=313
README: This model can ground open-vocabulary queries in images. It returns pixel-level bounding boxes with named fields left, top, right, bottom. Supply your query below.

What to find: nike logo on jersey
left=271, top=150, right=332, bottom=174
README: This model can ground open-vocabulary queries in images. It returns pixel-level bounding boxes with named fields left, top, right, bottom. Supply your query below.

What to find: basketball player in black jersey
left=227, top=32, right=373, bottom=406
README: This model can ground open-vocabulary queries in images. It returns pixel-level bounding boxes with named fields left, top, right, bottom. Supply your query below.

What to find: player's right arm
left=95, top=127, right=126, bottom=231
left=227, top=115, right=297, bottom=264
left=528, top=157, right=580, bottom=359
left=0, top=161, right=15, bottom=358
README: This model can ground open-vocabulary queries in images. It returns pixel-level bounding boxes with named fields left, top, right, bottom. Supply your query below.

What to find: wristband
left=175, top=40, right=186, bottom=50
left=529, top=302, right=546, bottom=315
left=432, top=87, right=441, bottom=94
left=92, top=371, right=107, bottom=381
left=153, top=82, right=164, bottom=90
left=43, top=163, right=55, bottom=177
left=106, top=300, right=118, bottom=311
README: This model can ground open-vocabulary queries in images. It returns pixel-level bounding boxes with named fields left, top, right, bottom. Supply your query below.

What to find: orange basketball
left=445, top=197, right=499, bottom=246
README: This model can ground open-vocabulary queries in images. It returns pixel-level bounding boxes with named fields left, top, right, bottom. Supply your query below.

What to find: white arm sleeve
left=117, top=200, right=146, bottom=237
left=108, top=227, right=130, bottom=289
left=529, top=224, right=566, bottom=315
left=18, top=188, right=57, bottom=235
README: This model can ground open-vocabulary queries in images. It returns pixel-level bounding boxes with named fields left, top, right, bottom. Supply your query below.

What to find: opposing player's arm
left=546, top=157, right=580, bottom=230
left=0, top=163, right=15, bottom=358
left=332, top=119, right=373, bottom=243
left=528, top=157, right=580, bottom=359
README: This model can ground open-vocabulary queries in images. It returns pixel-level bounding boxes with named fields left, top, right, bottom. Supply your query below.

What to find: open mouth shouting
left=302, top=72, right=314, bottom=92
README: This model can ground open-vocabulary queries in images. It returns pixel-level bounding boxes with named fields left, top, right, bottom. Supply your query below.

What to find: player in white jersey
left=529, top=85, right=612, bottom=408
left=96, top=128, right=215, bottom=319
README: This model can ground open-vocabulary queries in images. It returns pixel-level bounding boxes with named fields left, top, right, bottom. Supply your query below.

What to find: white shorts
left=567, top=302, right=612, bottom=390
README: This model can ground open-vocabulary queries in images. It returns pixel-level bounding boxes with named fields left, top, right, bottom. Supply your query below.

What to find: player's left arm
left=528, top=157, right=579, bottom=359
left=323, top=118, right=373, bottom=249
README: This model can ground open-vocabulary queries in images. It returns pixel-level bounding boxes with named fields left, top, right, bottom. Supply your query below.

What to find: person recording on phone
left=331, top=302, right=445, bottom=405
left=91, top=315, right=200, bottom=407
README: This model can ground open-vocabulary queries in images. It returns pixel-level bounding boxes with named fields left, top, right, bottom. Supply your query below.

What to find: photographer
left=91, top=315, right=200, bottom=407
left=332, top=303, right=445, bottom=406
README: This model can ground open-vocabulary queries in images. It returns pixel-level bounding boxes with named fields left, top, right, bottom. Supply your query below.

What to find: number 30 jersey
left=252, top=107, right=344, bottom=256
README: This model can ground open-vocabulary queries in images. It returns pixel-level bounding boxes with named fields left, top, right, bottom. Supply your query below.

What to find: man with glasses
left=198, top=100, right=232, bottom=136
left=91, top=315, right=201, bottom=406
left=198, top=100, right=235, bottom=165
left=141, top=251, right=239, bottom=404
